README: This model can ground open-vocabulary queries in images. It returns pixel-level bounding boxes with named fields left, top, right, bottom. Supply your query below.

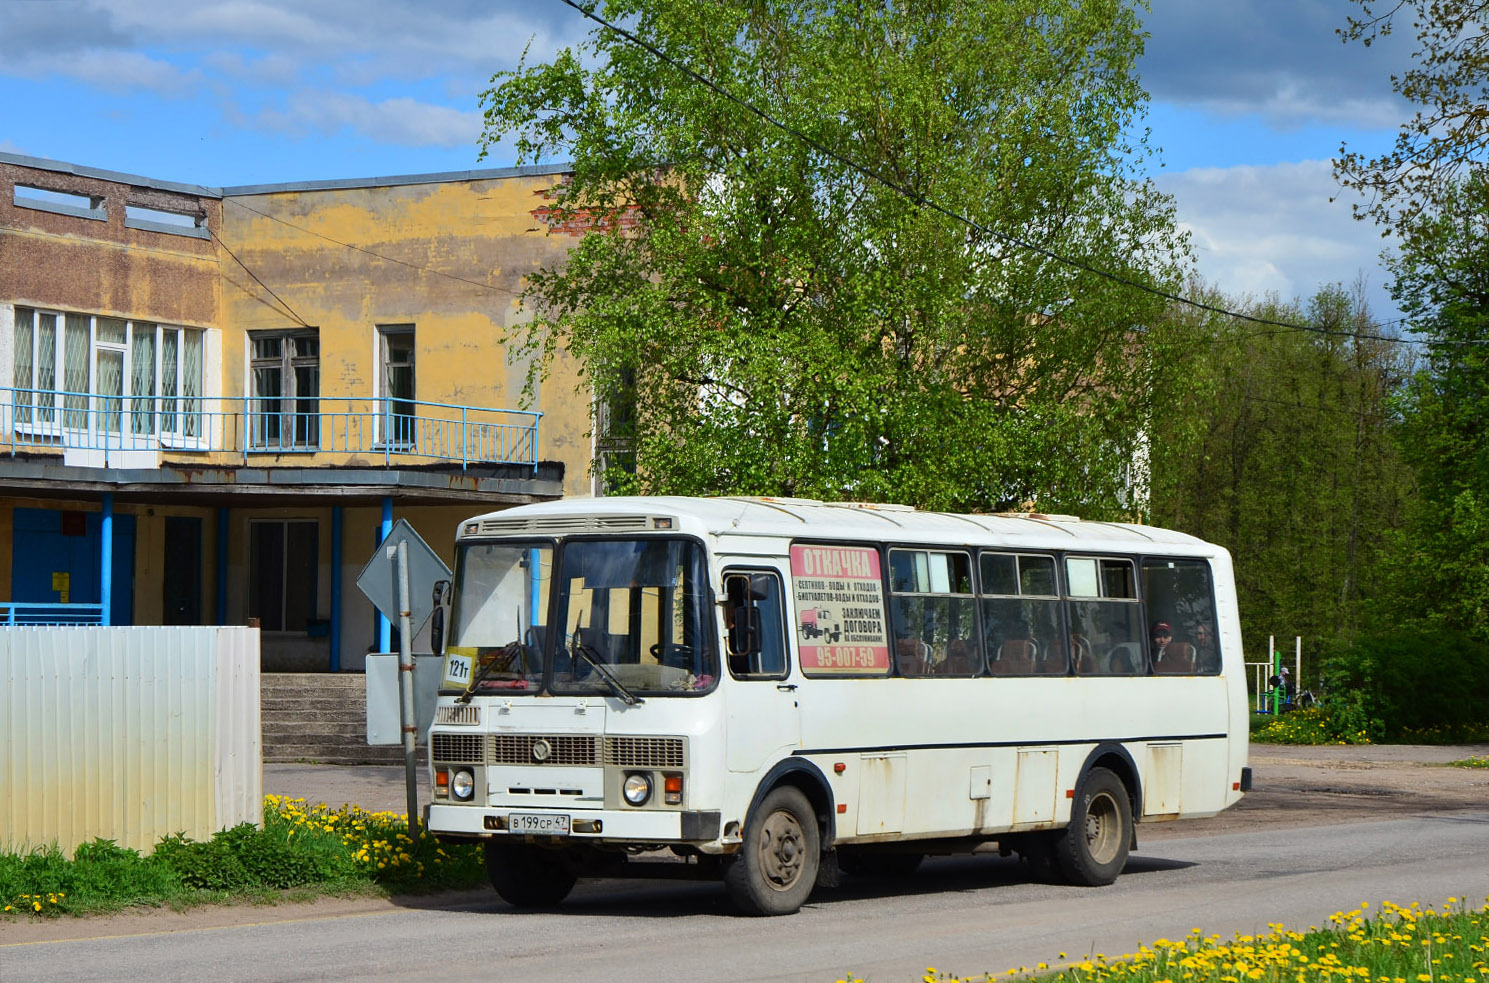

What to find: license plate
left=509, top=812, right=571, bottom=836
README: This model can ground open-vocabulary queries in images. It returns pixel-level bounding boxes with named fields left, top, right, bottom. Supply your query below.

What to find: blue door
left=11, top=507, right=136, bottom=625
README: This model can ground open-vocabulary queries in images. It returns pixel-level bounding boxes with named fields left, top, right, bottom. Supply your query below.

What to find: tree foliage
left=1373, top=172, right=1489, bottom=639
left=482, top=0, right=1190, bottom=513
left=1336, top=0, right=1489, bottom=228
left=1147, top=283, right=1414, bottom=651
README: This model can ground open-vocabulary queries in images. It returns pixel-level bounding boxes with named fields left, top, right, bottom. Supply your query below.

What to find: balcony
left=1, top=387, right=541, bottom=470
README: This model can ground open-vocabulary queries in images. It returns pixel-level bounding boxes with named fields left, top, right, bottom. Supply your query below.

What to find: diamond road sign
left=357, top=519, right=452, bottom=635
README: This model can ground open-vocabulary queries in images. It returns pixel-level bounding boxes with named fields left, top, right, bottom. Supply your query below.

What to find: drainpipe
left=330, top=506, right=342, bottom=671
left=378, top=497, right=393, bottom=652
left=100, top=493, right=114, bottom=626
left=216, top=507, right=229, bottom=625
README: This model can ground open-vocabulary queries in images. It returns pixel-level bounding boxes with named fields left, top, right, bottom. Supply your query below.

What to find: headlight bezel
left=622, top=772, right=652, bottom=806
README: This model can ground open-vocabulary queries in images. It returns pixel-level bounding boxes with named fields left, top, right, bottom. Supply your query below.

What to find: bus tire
left=724, top=785, right=820, bottom=915
left=1053, top=766, right=1131, bottom=886
left=485, top=841, right=577, bottom=907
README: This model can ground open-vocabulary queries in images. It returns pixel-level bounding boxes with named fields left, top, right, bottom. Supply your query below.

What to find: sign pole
left=396, top=540, right=420, bottom=835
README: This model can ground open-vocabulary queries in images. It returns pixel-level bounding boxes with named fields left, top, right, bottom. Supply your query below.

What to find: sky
left=0, top=0, right=1418, bottom=325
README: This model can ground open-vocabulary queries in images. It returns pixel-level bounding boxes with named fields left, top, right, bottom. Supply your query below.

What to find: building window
left=377, top=324, right=415, bottom=447
left=250, top=330, right=319, bottom=450
left=11, top=307, right=203, bottom=441
left=249, top=520, right=317, bottom=631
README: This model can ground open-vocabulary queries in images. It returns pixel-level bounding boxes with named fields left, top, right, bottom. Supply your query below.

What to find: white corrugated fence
left=0, top=626, right=261, bottom=856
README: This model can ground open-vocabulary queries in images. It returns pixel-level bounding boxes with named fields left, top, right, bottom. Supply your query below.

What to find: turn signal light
left=664, top=774, right=683, bottom=805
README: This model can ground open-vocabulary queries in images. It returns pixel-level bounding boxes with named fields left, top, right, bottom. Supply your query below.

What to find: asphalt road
left=4, top=806, right=1489, bottom=982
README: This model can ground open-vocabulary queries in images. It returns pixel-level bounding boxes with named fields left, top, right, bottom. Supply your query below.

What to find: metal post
left=100, top=493, right=114, bottom=626
left=330, top=506, right=343, bottom=672
left=396, top=540, right=420, bottom=834
left=379, top=498, right=393, bottom=652
left=1294, top=636, right=1302, bottom=691
left=1269, top=635, right=1281, bottom=716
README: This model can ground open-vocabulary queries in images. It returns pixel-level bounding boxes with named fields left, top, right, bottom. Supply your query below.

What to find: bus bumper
left=426, top=804, right=721, bottom=843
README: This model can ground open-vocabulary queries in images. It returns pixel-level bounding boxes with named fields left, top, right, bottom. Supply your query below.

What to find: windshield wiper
left=568, top=635, right=644, bottom=706
left=456, top=639, right=523, bottom=705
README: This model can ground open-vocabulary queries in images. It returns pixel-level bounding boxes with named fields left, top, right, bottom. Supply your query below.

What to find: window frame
left=11, top=306, right=206, bottom=447
left=886, top=546, right=979, bottom=678
left=249, top=329, right=320, bottom=451
left=723, top=567, right=791, bottom=681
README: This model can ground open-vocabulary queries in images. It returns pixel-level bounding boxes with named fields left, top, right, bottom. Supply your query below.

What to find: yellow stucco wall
left=218, top=173, right=594, bottom=497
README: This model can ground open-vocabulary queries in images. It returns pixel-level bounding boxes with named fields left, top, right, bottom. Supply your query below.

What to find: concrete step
left=260, top=671, right=390, bottom=767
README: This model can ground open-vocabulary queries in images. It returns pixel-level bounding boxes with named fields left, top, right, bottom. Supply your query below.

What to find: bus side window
left=724, top=572, right=788, bottom=679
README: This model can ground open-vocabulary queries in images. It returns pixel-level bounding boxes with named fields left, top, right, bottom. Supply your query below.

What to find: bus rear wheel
left=724, top=785, right=820, bottom=916
left=485, top=841, right=578, bottom=907
left=1053, top=766, right=1131, bottom=886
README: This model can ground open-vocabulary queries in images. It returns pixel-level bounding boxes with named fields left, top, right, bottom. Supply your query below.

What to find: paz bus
left=424, top=496, right=1251, bottom=915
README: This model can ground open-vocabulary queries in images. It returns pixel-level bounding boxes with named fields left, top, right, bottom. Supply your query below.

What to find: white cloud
left=2, top=47, right=197, bottom=95
left=1157, top=160, right=1400, bottom=318
left=253, top=91, right=483, bottom=148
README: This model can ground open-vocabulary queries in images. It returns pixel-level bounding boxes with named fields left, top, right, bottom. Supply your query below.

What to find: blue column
left=100, top=493, right=114, bottom=626
left=330, top=506, right=343, bottom=671
left=216, top=507, right=229, bottom=625
left=379, top=497, right=393, bottom=652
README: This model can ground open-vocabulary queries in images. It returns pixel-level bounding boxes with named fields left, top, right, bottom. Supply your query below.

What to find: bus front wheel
left=725, top=785, right=821, bottom=916
left=485, top=841, right=577, bottom=907
left=1053, top=766, right=1131, bottom=886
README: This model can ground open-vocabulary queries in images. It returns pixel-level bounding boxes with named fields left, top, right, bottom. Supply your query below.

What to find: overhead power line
left=553, top=0, right=1489, bottom=348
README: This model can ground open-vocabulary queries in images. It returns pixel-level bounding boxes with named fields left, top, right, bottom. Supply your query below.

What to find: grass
left=836, top=897, right=1489, bottom=983
left=1445, top=756, right=1489, bottom=769
left=0, top=796, right=487, bottom=919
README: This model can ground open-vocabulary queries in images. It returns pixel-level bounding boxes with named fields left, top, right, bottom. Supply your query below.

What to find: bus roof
left=460, top=496, right=1219, bottom=554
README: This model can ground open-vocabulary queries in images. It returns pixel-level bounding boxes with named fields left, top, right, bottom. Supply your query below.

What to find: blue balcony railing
left=1, top=387, right=541, bottom=471
left=1, top=602, right=106, bottom=626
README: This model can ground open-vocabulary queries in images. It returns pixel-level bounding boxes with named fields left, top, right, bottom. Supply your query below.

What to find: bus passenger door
left=724, top=569, right=801, bottom=773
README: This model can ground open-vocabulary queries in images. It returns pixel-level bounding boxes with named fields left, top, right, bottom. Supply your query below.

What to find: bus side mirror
left=724, top=573, right=763, bottom=657
left=729, top=605, right=761, bottom=657
left=430, top=579, right=449, bottom=655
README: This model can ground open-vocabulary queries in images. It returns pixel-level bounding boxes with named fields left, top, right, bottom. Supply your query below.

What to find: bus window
left=888, top=549, right=978, bottom=676
left=724, top=571, right=789, bottom=679
left=980, top=552, right=1064, bottom=675
left=1142, top=558, right=1219, bottom=674
left=1066, top=556, right=1144, bottom=675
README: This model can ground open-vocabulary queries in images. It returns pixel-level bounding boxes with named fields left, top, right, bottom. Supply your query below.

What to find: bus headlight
left=622, top=773, right=652, bottom=806
left=451, top=768, right=476, bottom=802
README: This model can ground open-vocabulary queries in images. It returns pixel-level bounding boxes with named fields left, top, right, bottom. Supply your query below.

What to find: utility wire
left=210, top=228, right=312, bottom=328
left=554, top=0, right=1489, bottom=348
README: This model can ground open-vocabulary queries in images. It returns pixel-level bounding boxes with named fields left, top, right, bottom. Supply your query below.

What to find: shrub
left=1317, top=630, right=1489, bottom=739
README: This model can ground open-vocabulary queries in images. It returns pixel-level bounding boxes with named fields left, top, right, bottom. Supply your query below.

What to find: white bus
left=425, top=496, right=1251, bottom=915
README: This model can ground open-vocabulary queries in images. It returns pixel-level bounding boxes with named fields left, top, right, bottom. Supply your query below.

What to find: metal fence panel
left=0, top=626, right=261, bottom=856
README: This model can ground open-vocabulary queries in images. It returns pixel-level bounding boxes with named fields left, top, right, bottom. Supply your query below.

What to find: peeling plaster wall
left=219, top=175, right=594, bottom=497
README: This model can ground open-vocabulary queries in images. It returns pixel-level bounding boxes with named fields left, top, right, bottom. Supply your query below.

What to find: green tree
left=1336, top=0, right=1489, bottom=227
left=1373, top=173, right=1489, bottom=639
left=482, top=0, right=1190, bottom=512
left=1148, top=282, right=1413, bottom=651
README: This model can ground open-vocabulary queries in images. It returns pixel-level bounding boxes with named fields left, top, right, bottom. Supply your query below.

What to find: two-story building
left=0, top=152, right=593, bottom=669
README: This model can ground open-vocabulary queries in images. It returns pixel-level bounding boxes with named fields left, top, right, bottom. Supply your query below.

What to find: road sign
left=356, top=519, right=452, bottom=635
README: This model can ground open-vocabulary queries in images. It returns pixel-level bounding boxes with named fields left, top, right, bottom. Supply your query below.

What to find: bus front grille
left=605, top=737, right=686, bottom=769
left=488, top=734, right=600, bottom=765
left=431, top=733, right=484, bottom=764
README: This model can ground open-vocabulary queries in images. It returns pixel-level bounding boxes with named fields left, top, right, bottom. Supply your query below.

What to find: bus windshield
left=550, top=538, right=718, bottom=696
left=445, top=541, right=552, bottom=692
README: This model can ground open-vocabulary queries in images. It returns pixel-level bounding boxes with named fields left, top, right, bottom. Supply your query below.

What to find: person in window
left=1151, top=621, right=1195, bottom=673
left=1150, top=621, right=1173, bottom=662
left=1192, top=622, right=1220, bottom=672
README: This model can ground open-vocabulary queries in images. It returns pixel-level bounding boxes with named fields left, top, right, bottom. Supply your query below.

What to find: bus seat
left=896, top=637, right=932, bottom=676
left=992, top=639, right=1037, bottom=675
left=939, top=639, right=982, bottom=675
